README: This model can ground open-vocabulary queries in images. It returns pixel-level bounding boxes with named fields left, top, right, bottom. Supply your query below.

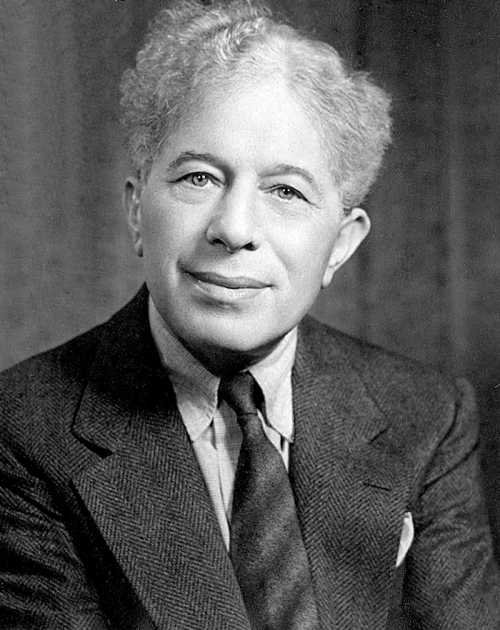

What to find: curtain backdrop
left=1, top=0, right=500, bottom=549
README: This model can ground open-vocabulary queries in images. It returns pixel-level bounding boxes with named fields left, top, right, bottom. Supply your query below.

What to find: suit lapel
left=71, top=288, right=249, bottom=630
left=291, top=319, right=410, bottom=629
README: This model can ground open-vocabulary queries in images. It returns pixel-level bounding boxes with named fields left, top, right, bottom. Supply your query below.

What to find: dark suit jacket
left=0, top=287, right=499, bottom=629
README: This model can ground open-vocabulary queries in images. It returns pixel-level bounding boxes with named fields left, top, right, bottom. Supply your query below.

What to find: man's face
left=126, top=78, right=369, bottom=370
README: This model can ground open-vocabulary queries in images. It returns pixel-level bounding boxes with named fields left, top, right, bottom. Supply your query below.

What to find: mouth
left=185, top=270, right=270, bottom=303
left=188, top=271, right=268, bottom=290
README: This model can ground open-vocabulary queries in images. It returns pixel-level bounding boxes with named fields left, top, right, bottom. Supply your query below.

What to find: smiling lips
left=187, top=270, right=269, bottom=290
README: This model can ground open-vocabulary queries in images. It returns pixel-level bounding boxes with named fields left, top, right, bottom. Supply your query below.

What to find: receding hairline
left=140, top=52, right=340, bottom=187
left=121, top=0, right=392, bottom=206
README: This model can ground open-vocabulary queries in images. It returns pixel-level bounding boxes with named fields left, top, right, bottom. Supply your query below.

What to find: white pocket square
left=396, top=512, right=414, bottom=568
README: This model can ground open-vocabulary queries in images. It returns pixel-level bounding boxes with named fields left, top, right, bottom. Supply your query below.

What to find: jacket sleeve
left=0, top=436, right=110, bottom=630
left=401, top=378, right=500, bottom=629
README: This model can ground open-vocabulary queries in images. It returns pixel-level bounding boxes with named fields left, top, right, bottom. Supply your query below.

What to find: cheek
left=142, top=200, right=205, bottom=258
left=272, top=222, right=337, bottom=287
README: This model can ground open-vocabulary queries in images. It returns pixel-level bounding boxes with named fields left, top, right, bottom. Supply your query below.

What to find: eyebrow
left=167, top=151, right=225, bottom=171
left=262, top=163, right=317, bottom=189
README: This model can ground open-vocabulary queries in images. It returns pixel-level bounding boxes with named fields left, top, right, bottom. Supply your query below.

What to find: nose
left=205, top=182, right=260, bottom=252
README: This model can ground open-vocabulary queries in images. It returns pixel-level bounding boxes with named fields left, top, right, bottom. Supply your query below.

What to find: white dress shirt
left=148, top=297, right=297, bottom=549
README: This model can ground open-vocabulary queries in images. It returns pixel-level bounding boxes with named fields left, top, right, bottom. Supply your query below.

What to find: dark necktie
left=219, top=372, right=319, bottom=630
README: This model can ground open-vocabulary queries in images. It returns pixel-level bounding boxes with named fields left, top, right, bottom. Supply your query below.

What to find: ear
left=124, top=176, right=144, bottom=257
left=321, top=207, right=371, bottom=288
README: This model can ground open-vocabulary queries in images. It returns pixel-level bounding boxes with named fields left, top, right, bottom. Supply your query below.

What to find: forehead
left=158, top=77, right=334, bottom=183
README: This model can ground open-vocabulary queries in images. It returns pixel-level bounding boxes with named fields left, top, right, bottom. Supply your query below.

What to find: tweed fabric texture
left=220, top=372, right=318, bottom=630
left=0, top=286, right=499, bottom=629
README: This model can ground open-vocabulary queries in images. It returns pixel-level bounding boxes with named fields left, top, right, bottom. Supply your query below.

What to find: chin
left=180, top=314, right=284, bottom=360
left=194, top=322, right=271, bottom=353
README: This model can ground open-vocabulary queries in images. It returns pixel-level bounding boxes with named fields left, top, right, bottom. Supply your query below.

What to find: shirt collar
left=248, top=331, right=296, bottom=442
left=148, top=296, right=297, bottom=442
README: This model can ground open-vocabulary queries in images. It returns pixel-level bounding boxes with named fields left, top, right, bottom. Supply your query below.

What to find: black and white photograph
left=1, top=1, right=500, bottom=628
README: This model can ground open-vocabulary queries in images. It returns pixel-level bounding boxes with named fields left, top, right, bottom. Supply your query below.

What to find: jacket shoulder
left=0, top=322, right=105, bottom=457
left=0, top=323, right=103, bottom=399
left=0, top=286, right=149, bottom=402
left=300, top=315, right=468, bottom=424
left=302, top=315, right=448, bottom=377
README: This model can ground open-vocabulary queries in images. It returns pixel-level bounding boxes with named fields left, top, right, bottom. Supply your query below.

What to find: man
left=0, top=1, right=498, bottom=628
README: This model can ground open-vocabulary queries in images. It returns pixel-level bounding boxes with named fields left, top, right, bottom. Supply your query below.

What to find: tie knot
left=218, top=371, right=261, bottom=417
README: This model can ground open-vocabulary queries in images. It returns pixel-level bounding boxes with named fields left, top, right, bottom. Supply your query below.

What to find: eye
left=184, top=172, right=212, bottom=187
left=271, top=185, right=306, bottom=201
